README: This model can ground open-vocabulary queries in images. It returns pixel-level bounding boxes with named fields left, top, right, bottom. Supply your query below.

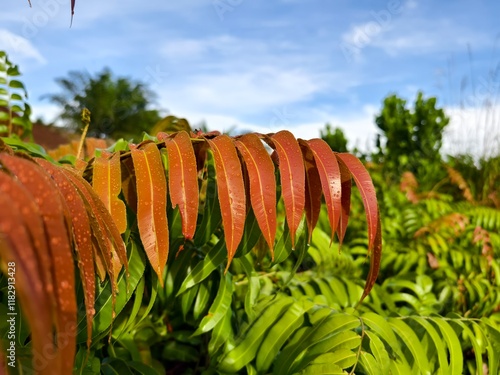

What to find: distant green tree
left=320, top=124, right=349, bottom=153
left=374, top=92, right=449, bottom=181
left=44, top=68, right=161, bottom=141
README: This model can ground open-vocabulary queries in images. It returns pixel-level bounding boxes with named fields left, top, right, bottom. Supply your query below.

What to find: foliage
left=0, top=51, right=32, bottom=139
left=447, top=154, right=500, bottom=208
left=2, top=52, right=500, bottom=375
left=374, top=92, right=450, bottom=184
left=320, top=124, right=349, bottom=153
left=44, top=68, right=161, bottom=141
left=0, top=127, right=381, bottom=374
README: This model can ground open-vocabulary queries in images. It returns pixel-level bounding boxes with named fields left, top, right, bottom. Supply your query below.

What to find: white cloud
left=0, top=29, right=46, bottom=63
left=158, top=66, right=325, bottom=117
left=30, top=103, right=62, bottom=124
left=444, top=104, right=500, bottom=158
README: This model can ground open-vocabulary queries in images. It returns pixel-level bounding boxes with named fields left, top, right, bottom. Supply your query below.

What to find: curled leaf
left=337, top=153, right=381, bottom=304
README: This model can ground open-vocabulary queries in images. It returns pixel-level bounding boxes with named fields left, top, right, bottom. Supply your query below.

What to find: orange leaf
left=130, top=142, right=170, bottom=284
left=266, top=131, right=305, bottom=248
left=62, top=169, right=128, bottom=274
left=121, top=156, right=138, bottom=214
left=36, top=159, right=96, bottom=350
left=235, top=134, right=277, bottom=257
left=0, top=174, right=55, bottom=375
left=62, top=168, right=128, bottom=320
left=298, top=140, right=322, bottom=244
left=0, top=154, right=76, bottom=375
left=207, top=135, right=246, bottom=269
left=306, top=139, right=341, bottom=244
left=337, top=153, right=381, bottom=303
left=166, top=131, right=199, bottom=240
left=93, top=151, right=127, bottom=234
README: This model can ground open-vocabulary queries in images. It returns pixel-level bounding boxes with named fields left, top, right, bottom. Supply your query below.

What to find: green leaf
left=6, top=65, right=21, bottom=77
left=255, top=297, right=314, bottom=372
left=0, top=137, right=49, bottom=158
left=359, top=352, right=381, bottom=375
left=365, top=331, right=390, bottom=374
left=234, top=254, right=261, bottom=321
left=193, top=271, right=233, bottom=336
left=194, top=152, right=222, bottom=247
left=8, top=79, right=25, bottom=90
left=218, top=295, right=294, bottom=373
left=410, top=317, right=449, bottom=375
left=193, top=279, right=212, bottom=321
left=388, top=318, right=431, bottom=375
left=275, top=311, right=360, bottom=375
left=76, top=241, right=146, bottom=343
left=177, top=238, right=227, bottom=295
left=430, top=317, right=463, bottom=375
left=208, top=304, right=234, bottom=356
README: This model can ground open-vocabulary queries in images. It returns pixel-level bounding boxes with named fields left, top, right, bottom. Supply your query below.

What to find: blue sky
left=1, top=0, right=500, bottom=156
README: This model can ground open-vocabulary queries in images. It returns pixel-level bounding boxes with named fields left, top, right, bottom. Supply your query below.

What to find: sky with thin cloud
left=1, top=0, right=500, bottom=156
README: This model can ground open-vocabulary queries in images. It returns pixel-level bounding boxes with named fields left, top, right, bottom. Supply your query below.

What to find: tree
left=44, top=68, right=161, bottom=141
left=374, top=91, right=449, bottom=179
left=320, top=123, right=349, bottom=153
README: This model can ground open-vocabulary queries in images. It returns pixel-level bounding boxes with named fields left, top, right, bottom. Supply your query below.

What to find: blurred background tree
left=44, top=68, right=161, bottom=141
left=373, top=91, right=450, bottom=185
left=320, top=123, right=349, bottom=153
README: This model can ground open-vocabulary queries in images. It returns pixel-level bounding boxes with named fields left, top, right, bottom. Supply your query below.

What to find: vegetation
left=0, top=51, right=32, bottom=139
left=373, top=92, right=450, bottom=186
left=44, top=68, right=161, bottom=141
left=320, top=124, right=349, bottom=153
left=1, top=50, right=500, bottom=375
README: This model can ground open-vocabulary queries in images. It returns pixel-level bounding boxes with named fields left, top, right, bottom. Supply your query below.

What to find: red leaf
left=0, top=154, right=76, bottom=375
left=37, top=159, right=96, bottom=350
left=266, top=131, right=305, bottom=248
left=298, top=140, right=323, bottom=244
left=93, top=151, right=127, bottom=234
left=207, top=135, right=246, bottom=270
left=130, top=142, right=170, bottom=284
left=306, top=139, right=341, bottom=244
left=235, top=134, right=277, bottom=257
left=166, top=131, right=199, bottom=240
left=358, top=216, right=382, bottom=305
left=336, top=153, right=381, bottom=303
left=336, top=157, right=352, bottom=247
